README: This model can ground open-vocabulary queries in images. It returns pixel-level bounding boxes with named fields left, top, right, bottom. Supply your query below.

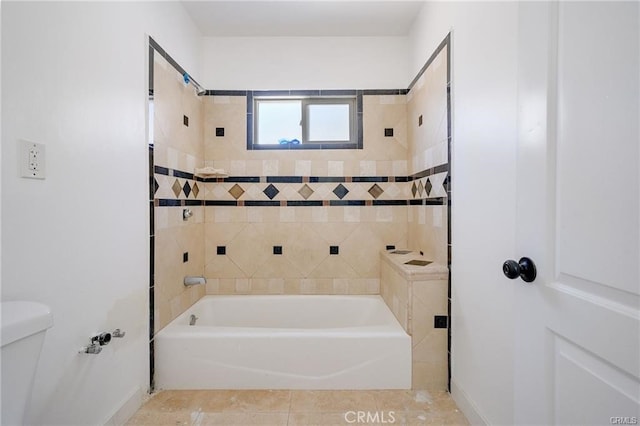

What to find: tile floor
left=126, top=389, right=469, bottom=425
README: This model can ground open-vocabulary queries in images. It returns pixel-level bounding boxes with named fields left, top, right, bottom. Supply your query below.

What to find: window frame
left=250, top=95, right=361, bottom=150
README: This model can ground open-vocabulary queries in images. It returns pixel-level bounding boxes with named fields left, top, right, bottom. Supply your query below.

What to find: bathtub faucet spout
left=189, top=314, right=198, bottom=326
left=184, top=276, right=206, bottom=286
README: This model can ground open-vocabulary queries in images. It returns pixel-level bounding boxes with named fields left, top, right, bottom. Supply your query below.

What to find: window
left=252, top=96, right=358, bottom=149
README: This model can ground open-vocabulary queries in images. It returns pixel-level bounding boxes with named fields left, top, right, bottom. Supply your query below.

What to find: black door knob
left=502, top=257, right=537, bottom=283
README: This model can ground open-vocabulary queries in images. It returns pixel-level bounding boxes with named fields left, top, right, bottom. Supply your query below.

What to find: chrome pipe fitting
left=79, top=343, right=102, bottom=355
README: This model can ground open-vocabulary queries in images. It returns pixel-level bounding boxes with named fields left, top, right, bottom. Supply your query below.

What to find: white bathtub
left=155, top=295, right=411, bottom=390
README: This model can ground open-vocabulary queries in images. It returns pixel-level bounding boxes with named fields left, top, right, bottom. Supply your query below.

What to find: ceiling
left=180, top=1, right=425, bottom=37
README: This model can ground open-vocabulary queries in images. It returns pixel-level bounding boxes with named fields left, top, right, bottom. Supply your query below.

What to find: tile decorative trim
left=154, top=164, right=449, bottom=207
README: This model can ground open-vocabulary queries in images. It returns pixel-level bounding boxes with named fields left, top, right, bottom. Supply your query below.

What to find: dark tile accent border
left=352, top=177, right=388, bottom=183
left=329, top=200, right=366, bottom=206
left=173, top=170, right=194, bottom=180
left=224, top=176, right=261, bottom=183
left=205, top=90, right=248, bottom=96
left=372, top=200, right=408, bottom=206
left=287, top=200, right=323, bottom=207
left=407, top=33, right=451, bottom=92
left=245, top=200, right=281, bottom=207
left=267, top=176, right=303, bottom=183
left=155, top=197, right=446, bottom=208
left=154, top=165, right=169, bottom=176
left=158, top=199, right=182, bottom=207
left=309, top=176, right=346, bottom=183
left=205, top=200, right=238, bottom=206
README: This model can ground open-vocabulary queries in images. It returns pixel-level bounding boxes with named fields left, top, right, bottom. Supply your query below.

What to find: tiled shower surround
left=150, top=39, right=450, bottom=357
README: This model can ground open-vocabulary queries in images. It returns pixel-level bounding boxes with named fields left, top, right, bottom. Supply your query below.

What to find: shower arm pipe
left=183, top=73, right=206, bottom=96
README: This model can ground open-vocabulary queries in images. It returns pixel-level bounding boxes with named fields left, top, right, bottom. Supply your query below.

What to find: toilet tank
left=1, top=301, right=53, bottom=425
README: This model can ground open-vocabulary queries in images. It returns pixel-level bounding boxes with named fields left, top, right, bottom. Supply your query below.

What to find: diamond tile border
left=155, top=168, right=448, bottom=205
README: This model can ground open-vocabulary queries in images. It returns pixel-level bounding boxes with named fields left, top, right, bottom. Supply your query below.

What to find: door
left=513, top=2, right=639, bottom=425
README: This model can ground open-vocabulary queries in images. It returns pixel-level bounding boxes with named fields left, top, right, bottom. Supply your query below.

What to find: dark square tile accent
left=386, top=245, right=396, bottom=250
left=183, top=252, right=188, bottom=263
left=434, top=315, right=448, bottom=329
left=216, top=127, right=225, bottom=137
left=419, top=115, right=423, bottom=126
left=217, top=246, right=226, bottom=255
left=153, top=178, right=159, bottom=196
left=333, top=184, right=349, bottom=200
left=425, top=178, right=433, bottom=196
left=411, top=182, right=418, bottom=198
left=273, top=245, right=283, bottom=255
left=183, top=115, right=189, bottom=127
left=263, top=184, right=280, bottom=200
left=384, top=128, right=394, bottom=137
left=330, top=246, right=339, bottom=255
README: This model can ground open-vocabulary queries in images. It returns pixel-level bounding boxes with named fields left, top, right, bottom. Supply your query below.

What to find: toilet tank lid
left=1, top=301, right=53, bottom=347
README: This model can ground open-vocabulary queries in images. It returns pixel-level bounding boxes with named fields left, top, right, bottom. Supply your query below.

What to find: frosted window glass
left=307, top=104, right=350, bottom=141
left=257, top=101, right=302, bottom=145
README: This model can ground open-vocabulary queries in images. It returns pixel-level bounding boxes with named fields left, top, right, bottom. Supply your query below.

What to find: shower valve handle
left=503, top=257, right=537, bottom=283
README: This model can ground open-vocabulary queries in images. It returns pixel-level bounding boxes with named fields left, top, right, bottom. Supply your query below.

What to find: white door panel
left=555, top=336, right=639, bottom=426
left=515, top=2, right=639, bottom=424
left=556, top=1, right=639, bottom=295
left=547, top=282, right=640, bottom=379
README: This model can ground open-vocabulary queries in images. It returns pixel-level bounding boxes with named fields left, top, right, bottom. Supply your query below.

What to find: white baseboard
left=103, top=386, right=146, bottom=426
left=450, top=379, right=489, bottom=426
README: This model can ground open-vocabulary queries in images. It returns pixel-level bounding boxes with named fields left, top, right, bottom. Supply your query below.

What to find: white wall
left=409, top=2, right=519, bottom=425
left=1, top=2, right=201, bottom=424
left=200, top=36, right=409, bottom=89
